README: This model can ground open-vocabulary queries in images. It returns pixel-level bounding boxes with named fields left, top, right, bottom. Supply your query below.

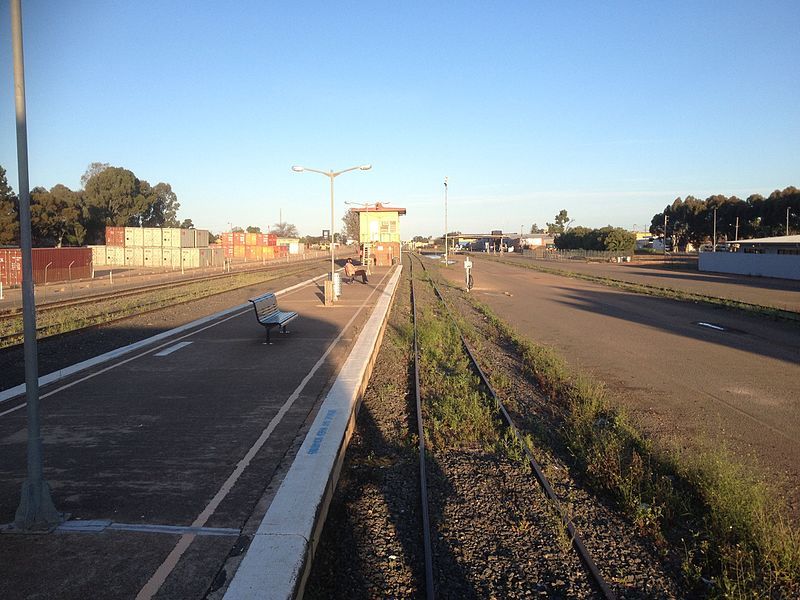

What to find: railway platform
left=0, top=264, right=401, bottom=599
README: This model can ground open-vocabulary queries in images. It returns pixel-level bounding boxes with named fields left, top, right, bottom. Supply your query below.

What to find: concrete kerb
left=0, top=272, right=329, bottom=404
left=223, top=265, right=403, bottom=600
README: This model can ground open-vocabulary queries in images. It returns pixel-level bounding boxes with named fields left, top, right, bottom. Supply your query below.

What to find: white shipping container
left=143, top=228, right=162, bottom=246
left=105, top=246, right=124, bottom=266
left=124, top=246, right=145, bottom=267
left=143, top=247, right=162, bottom=268
left=162, top=228, right=194, bottom=248
left=288, top=242, right=300, bottom=254
left=161, top=248, right=181, bottom=268
left=90, top=245, right=106, bottom=266
left=124, top=227, right=144, bottom=247
left=181, top=248, right=199, bottom=269
left=193, top=229, right=210, bottom=248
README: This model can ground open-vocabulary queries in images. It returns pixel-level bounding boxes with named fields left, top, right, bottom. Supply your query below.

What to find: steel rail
left=0, top=261, right=324, bottom=348
left=0, top=259, right=324, bottom=318
left=409, top=256, right=436, bottom=600
left=412, top=252, right=616, bottom=600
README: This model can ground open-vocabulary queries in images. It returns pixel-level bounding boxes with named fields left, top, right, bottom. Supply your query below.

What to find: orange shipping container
left=105, top=226, right=125, bottom=246
left=262, top=246, right=274, bottom=260
left=233, top=245, right=245, bottom=258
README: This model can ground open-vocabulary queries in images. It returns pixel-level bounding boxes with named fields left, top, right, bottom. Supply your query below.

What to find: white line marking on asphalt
left=0, top=271, right=329, bottom=417
left=154, top=342, right=193, bottom=357
left=697, top=322, right=726, bottom=331
left=0, top=271, right=328, bottom=405
left=136, top=269, right=393, bottom=600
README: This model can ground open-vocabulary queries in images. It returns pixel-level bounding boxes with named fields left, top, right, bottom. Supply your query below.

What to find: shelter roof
left=350, top=202, right=406, bottom=215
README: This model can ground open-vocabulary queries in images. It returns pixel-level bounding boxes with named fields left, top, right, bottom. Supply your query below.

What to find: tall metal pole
left=735, top=216, right=739, bottom=241
left=444, top=177, right=448, bottom=265
left=10, top=0, right=62, bottom=531
left=663, top=214, right=668, bottom=256
left=330, top=172, right=335, bottom=287
left=713, top=207, right=717, bottom=252
left=787, top=207, right=790, bottom=236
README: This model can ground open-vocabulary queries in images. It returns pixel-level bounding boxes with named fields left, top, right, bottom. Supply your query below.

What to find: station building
left=699, top=234, right=800, bottom=280
left=351, top=203, right=406, bottom=266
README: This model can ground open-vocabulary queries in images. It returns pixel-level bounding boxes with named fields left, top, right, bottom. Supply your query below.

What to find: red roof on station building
left=349, top=202, right=406, bottom=215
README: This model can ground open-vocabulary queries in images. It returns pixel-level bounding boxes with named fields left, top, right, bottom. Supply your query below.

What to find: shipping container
left=288, top=242, right=300, bottom=254
left=161, top=248, right=181, bottom=268
left=232, top=232, right=246, bottom=246
left=162, top=227, right=194, bottom=248
left=0, top=247, right=93, bottom=286
left=245, top=232, right=258, bottom=246
left=218, top=232, right=233, bottom=246
left=89, top=245, right=106, bottom=267
left=106, top=246, right=124, bottom=266
left=262, top=246, right=274, bottom=260
left=124, top=246, right=145, bottom=267
left=105, top=226, right=125, bottom=246
left=233, top=245, right=245, bottom=259
left=222, top=245, right=233, bottom=258
left=124, top=227, right=144, bottom=247
left=245, top=245, right=263, bottom=260
left=210, top=247, right=224, bottom=266
left=193, top=229, right=209, bottom=248
left=143, top=228, right=162, bottom=247
left=267, top=234, right=277, bottom=246
left=143, top=247, right=162, bottom=268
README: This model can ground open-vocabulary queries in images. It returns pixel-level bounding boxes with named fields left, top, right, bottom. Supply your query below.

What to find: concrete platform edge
left=0, top=273, right=326, bottom=404
left=223, top=265, right=403, bottom=600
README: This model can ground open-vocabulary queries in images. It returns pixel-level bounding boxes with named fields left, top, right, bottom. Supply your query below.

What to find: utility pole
left=735, top=216, right=739, bottom=242
left=10, top=0, right=63, bottom=531
left=787, top=206, right=791, bottom=236
left=663, top=214, right=668, bottom=256
left=444, top=177, right=448, bottom=265
left=713, top=207, right=717, bottom=252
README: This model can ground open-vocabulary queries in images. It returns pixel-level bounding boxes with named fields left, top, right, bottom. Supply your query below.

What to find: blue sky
left=1, top=1, right=798, bottom=237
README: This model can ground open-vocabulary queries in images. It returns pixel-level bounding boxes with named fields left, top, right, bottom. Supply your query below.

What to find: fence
left=523, top=248, right=632, bottom=262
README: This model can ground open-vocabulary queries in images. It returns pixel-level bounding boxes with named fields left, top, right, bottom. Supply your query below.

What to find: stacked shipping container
left=216, top=232, right=293, bottom=261
left=100, top=226, right=223, bottom=269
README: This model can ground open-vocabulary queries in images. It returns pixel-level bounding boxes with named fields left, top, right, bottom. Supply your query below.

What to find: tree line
left=0, top=162, right=189, bottom=247
left=650, top=186, right=798, bottom=249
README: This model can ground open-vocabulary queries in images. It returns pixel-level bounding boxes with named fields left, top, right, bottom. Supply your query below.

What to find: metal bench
left=248, top=292, right=298, bottom=344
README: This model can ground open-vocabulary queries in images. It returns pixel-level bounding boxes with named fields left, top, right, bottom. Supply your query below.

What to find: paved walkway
left=0, top=265, right=399, bottom=599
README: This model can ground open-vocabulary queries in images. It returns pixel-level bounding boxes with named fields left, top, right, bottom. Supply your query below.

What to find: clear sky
left=1, top=1, right=798, bottom=237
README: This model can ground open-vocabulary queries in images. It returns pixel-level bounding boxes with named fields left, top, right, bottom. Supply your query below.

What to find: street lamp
left=291, top=164, right=371, bottom=301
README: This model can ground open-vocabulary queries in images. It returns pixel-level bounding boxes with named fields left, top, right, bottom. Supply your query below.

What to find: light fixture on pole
left=291, top=164, right=372, bottom=302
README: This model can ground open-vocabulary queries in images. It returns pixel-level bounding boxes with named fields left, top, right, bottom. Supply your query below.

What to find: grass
left=0, top=264, right=317, bottom=348
left=462, top=293, right=800, bottom=597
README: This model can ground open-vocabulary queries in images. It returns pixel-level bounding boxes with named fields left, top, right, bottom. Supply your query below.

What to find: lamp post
left=291, top=164, right=371, bottom=300
left=10, top=0, right=62, bottom=531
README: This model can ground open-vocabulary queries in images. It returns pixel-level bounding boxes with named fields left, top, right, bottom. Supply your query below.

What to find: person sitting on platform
left=344, top=258, right=368, bottom=284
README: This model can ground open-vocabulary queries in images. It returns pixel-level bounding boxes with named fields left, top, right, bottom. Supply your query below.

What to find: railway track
left=408, top=253, right=615, bottom=599
left=0, top=258, right=326, bottom=348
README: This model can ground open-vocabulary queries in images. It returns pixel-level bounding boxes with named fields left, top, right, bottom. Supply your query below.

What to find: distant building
left=350, top=202, right=407, bottom=266
left=699, top=234, right=800, bottom=280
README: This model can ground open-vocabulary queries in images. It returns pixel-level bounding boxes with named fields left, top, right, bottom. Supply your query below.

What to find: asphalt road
left=438, top=255, right=800, bottom=517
